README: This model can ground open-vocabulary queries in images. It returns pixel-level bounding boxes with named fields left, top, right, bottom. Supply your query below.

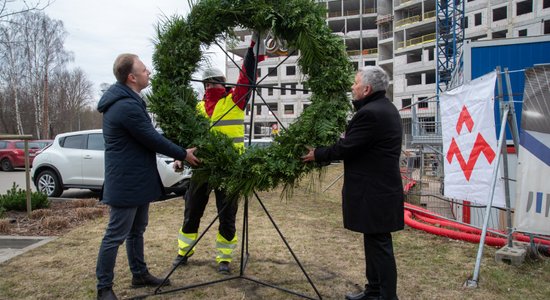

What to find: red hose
left=404, top=204, right=550, bottom=254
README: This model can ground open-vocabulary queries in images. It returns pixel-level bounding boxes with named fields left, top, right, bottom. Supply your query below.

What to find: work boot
left=97, top=286, right=118, bottom=300
left=172, top=254, right=189, bottom=268
left=131, top=271, right=170, bottom=288
left=218, top=261, right=231, bottom=275
left=345, top=290, right=381, bottom=300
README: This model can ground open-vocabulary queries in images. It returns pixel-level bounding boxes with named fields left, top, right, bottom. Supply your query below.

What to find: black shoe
left=131, top=271, right=170, bottom=288
left=345, top=291, right=381, bottom=300
left=218, top=261, right=231, bottom=275
left=172, top=254, right=190, bottom=268
left=97, top=287, right=118, bottom=300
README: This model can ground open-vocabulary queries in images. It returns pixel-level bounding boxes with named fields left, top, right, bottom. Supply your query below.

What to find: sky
left=40, top=0, right=225, bottom=101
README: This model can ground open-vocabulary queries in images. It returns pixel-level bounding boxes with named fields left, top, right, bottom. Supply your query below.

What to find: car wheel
left=36, top=170, right=63, bottom=197
left=1, top=158, right=14, bottom=171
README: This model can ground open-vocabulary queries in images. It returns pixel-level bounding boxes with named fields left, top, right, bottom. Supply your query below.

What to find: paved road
left=0, top=168, right=97, bottom=199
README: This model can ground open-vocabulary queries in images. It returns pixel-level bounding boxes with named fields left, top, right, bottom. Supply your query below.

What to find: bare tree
left=16, top=11, right=72, bottom=138
left=0, top=0, right=52, bottom=21
left=49, top=68, right=94, bottom=133
left=0, top=19, right=25, bottom=134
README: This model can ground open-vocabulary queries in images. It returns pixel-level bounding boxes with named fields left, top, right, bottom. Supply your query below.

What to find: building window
left=402, top=98, right=412, bottom=109
left=281, top=84, right=287, bottom=96
left=302, top=84, right=309, bottom=95
left=463, top=16, right=468, bottom=29
left=474, top=13, right=482, bottom=26
left=267, top=67, right=277, bottom=76
left=516, top=0, right=533, bottom=15
left=544, top=0, right=550, bottom=9
left=364, top=61, right=375, bottom=66
left=418, top=97, right=429, bottom=109
left=493, top=6, right=507, bottom=21
left=245, top=104, right=251, bottom=116
left=518, top=29, right=527, bottom=36
left=425, top=72, right=436, bottom=84
left=352, top=61, right=359, bottom=70
left=290, top=83, right=297, bottom=95
left=493, top=30, right=507, bottom=39
left=267, top=103, right=278, bottom=115
left=256, top=68, right=261, bottom=77
left=428, top=49, right=434, bottom=61
left=419, top=117, right=436, bottom=133
left=406, top=73, right=421, bottom=86
left=256, top=104, right=262, bottom=115
left=268, top=87, right=274, bottom=96
left=303, top=103, right=310, bottom=111
left=284, top=104, right=294, bottom=115
left=286, top=66, right=296, bottom=76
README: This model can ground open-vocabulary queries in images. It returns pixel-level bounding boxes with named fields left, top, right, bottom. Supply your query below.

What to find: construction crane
left=436, top=0, right=465, bottom=92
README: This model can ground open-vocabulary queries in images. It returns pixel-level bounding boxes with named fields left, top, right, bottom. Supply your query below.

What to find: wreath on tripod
left=149, top=0, right=353, bottom=197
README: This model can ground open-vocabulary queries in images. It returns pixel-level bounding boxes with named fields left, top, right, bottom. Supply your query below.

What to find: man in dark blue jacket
left=95, top=53, right=199, bottom=300
left=302, top=66, right=404, bottom=300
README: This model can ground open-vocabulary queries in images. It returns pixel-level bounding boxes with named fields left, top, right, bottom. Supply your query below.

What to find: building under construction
left=227, top=0, right=550, bottom=140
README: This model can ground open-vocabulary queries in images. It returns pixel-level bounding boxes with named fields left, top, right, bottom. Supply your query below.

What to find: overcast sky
left=42, top=0, right=225, bottom=101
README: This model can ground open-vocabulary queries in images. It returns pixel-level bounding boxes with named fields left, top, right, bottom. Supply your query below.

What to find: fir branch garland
left=149, top=0, right=353, bottom=197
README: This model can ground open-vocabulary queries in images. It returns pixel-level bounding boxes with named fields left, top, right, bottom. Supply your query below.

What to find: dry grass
left=0, top=219, right=10, bottom=233
left=75, top=207, right=105, bottom=220
left=0, top=164, right=549, bottom=299
left=70, top=199, right=100, bottom=208
left=29, top=208, right=53, bottom=219
left=40, top=216, right=70, bottom=230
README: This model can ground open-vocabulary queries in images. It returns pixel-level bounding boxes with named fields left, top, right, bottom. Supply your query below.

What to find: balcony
left=347, top=48, right=379, bottom=56
left=327, top=7, right=377, bottom=18
left=395, top=10, right=435, bottom=28
left=397, top=33, right=436, bottom=49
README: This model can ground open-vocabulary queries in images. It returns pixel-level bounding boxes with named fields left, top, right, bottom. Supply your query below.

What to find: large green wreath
left=149, top=0, right=353, bottom=197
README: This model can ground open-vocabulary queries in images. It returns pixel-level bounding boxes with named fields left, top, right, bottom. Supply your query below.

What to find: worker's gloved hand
left=251, top=31, right=266, bottom=57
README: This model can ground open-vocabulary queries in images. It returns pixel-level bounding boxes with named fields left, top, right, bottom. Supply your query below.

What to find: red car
left=0, top=140, right=50, bottom=171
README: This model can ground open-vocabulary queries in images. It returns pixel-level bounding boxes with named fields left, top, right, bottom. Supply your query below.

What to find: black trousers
left=363, top=233, right=398, bottom=300
left=181, top=181, right=239, bottom=241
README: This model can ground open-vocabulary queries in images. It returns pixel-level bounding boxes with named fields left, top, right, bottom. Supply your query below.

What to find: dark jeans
left=182, top=181, right=238, bottom=241
left=364, top=233, right=398, bottom=300
left=96, top=203, right=149, bottom=289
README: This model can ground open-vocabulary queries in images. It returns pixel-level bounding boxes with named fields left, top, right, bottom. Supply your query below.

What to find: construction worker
left=172, top=33, right=265, bottom=274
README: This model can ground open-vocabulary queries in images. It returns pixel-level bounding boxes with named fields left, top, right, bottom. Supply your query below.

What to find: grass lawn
left=0, top=164, right=548, bottom=299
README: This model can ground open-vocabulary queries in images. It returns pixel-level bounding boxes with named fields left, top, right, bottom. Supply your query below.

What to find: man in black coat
left=302, top=66, right=404, bottom=300
left=95, top=53, right=200, bottom=300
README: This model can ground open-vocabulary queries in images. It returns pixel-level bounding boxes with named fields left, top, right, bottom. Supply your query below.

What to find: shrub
left=0, top=218, right=10, bottom=233
left=0, top=183, right=49, bottom=211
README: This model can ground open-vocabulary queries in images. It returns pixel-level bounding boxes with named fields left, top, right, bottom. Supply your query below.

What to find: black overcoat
left=97, top=83, right=187, bottom=207
left=315, top=91, right=404, bottom=234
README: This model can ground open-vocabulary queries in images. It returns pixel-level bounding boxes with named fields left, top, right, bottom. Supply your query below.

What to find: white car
left=31, top=129, right=191, bottom=198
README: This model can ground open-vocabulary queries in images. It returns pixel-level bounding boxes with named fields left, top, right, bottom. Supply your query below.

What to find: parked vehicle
left=31, top=129, right=191, bottom=197
left=246, top=138, right=273, bottom=149
left=0, top=140, right=45, bottom=171
left=31, top=139, right=54, bottom=150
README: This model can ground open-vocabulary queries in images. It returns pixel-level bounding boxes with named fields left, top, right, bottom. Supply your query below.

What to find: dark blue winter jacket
left=97, top=82, right=187, bottom=207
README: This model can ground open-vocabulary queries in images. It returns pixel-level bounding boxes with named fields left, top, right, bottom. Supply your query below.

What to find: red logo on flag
left=446, top=105, right=496, bottom=181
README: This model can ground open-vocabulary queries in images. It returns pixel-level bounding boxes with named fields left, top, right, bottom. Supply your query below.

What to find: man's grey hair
left=357, top=66, right=389, bottom=92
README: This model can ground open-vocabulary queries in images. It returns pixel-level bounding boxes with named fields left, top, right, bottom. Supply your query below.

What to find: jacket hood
left=97, top=82, right=141, bottom=113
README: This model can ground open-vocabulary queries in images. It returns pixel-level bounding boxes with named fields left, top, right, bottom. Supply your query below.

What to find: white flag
left=440, top=71, right=506, bottom=207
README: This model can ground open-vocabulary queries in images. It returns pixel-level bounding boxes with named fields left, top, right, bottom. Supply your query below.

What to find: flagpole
left=465, top=106, right=509, bottom=287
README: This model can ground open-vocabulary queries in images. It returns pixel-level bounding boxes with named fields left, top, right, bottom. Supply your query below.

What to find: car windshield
left=15, top=141, right=42, bottom=149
